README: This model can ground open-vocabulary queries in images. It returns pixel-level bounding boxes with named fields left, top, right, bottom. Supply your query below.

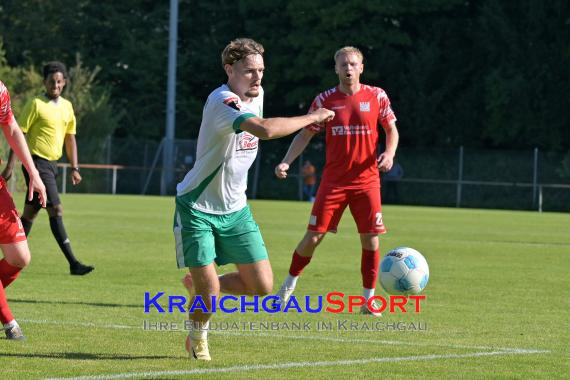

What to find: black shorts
left=22, top=156, right=61, bottom=207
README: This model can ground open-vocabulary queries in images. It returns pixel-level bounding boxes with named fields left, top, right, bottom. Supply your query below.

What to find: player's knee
left=308, top=233, right=325, bottom=247
left=20, top=254, right=31, bottom=268
left=360, top=233, right=379, bottom=251
left=22, top=207, right=39, bottom=221
left=251, top=278, right=273, bottom=296
left=7, top=253, right=30, bottom=268
left=256, top=285, right=272, bottom=297
left=48, top=204, right=64, bottom=217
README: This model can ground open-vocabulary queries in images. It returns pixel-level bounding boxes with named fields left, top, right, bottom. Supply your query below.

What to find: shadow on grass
left=10, top=298, right=140, bottom=309
left=0, top=351, right=172, bottom=360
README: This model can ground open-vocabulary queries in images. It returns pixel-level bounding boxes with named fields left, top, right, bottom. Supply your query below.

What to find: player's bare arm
left=275, top=128, right=317, bottom=179
left=1, top=121, right=47, bottom=206
left=0, top=128, right=22, bottom=181
left=377, top=121, right=399, bottom=173
left=64, top=134, right=82, bottom=186
left=1, top=149, right=15, bottom=180
left=240, top=108, right=334, bottom=140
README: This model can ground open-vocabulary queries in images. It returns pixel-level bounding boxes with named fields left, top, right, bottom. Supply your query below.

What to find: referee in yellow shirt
left=2, top=62, right=94, bottom=275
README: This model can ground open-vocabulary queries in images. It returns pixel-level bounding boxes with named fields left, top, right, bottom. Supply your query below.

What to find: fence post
left=142, top=138, right=165, bottom=195
left=538, top=185, right=543, bottom=212
left=456, top=146, right=463, bottom=207
left=112, top=167, right=118, bottom=195
left=106, top=135, right=112, bottom=193
left=161, top=0, right=179, bottom=196
left=532, top=147, right=538, bottom=209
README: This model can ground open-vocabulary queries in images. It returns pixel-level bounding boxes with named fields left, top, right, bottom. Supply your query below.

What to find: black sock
left=49, top=216, right=79, bottom=267
left=21, top=218, right=33, bottom=236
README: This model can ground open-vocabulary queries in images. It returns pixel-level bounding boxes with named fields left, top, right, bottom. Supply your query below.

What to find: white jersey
left=176, top=84, right=263, bottom=214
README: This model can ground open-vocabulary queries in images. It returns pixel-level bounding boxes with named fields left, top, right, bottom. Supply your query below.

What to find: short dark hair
left=221, top=38, right=264, bottom=67
left=43, top=61, right=68, bottom=80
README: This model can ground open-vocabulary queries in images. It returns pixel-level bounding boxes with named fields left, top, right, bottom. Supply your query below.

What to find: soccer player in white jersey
left=174, top=38, right=334, bottom=361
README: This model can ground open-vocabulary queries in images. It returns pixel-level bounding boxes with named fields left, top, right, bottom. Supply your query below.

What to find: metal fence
left=3, top=137, right=569, bottom=212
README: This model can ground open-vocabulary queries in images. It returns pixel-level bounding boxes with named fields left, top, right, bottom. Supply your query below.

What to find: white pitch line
left=21, top=319, right=136, bottom=330
left=21, top=319, right=542, bottom=352
left=44, top=350, right=550, bottom=380
left=214, top=330, right=514, bottom=351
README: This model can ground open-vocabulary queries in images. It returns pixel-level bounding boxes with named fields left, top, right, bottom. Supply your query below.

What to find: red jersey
left=0, top=81, right=15, bottom=127
left=0, top=81, right=16, bottom=167
left=306, top=84, right=396, bottom=188
left=0, top=81, right=17, bottom=213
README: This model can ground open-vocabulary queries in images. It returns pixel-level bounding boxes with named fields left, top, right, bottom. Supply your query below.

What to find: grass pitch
left=1, top=194, right=568, bottom=379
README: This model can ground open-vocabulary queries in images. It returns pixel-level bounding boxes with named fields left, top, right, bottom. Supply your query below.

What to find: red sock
left=0, top=259, right=21, bottom=288
left=361, top=249, right=380, bottom=289
left=0, top=283, right=14, bottom=324
left=289, top=251, right=312, bottom=276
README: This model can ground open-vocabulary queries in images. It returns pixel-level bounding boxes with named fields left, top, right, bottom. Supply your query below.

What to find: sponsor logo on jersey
left=360, top=102, right=370, bottom=112
left=223, top=96, right=241, bottom=111
left=236, top=132, right=258, bottom=151
left=331, top=125, right=371, bottom=136
left=0, top=83, right=13, bottom=125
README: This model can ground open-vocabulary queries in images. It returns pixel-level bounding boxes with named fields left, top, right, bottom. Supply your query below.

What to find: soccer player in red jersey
left=0, top=80, right=47, bottom=339
left=273, top=47, right=399, bottom=316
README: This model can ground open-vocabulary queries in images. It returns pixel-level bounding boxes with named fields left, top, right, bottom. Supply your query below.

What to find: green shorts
left=173, top=199, right=268, bottom=268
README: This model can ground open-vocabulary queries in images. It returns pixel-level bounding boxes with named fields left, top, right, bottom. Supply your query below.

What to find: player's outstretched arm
left=1, top=120, right=47, bottom=206
left=275, top=128, right=316, bottom=179
left=240, top=108, right=334, bottom=140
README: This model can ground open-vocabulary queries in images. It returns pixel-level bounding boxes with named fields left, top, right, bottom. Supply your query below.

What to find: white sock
left=188, top=320, right=209, bottom=340
left=3, top=320, right=17, bottom=330
left=363, top=288, right=375, bottom=302
left=284, top=274, right=299, bottom=288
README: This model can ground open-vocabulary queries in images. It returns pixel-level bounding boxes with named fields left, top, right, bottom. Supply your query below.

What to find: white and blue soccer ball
left=380, top=247, right=429, bottom=295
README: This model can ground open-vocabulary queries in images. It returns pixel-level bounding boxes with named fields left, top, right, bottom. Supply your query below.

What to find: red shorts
left=0, top=178, right=26, bottom=244
left=308, top=185, right=387, bottom=234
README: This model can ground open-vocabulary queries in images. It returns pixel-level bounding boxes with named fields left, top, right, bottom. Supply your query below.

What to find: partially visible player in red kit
left=0, top=80, right=47, bottom=339
left=272, top=46, right=399, bottom=316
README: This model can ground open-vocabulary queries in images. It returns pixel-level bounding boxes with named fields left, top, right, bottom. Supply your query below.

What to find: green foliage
left=65, top=54, right=124, bottom=163
left=1, top=0, right=569, bottom=151
left=0, top=40, right=43, bottom=114
left=476, top=1, right=570, bottom=150
left=0, top=38, right=122, bottom=165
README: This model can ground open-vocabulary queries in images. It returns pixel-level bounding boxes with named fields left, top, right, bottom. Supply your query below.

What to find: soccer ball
left=380, top=247, right=429, bottom=295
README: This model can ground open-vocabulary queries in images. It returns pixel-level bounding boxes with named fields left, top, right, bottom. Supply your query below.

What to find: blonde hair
left=221, top=38, right=264, bottom=67
left=334, top=46, right=364, bottom=63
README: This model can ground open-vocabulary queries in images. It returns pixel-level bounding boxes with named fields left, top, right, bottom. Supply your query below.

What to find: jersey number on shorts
left=375, top=212, right=383, bottom=226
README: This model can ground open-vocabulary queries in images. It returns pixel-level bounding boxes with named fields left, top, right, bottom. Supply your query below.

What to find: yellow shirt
left=20, top=95, right=76, bottom=161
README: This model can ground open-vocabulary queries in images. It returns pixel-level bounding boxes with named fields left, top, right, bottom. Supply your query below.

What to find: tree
left=475, top=0, right=570, bottom=150
left=1, top=0, right=568, bottom=152
left=65, top=54, right=124, bottom=162
left=0, top=41, right=122, bottom=164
